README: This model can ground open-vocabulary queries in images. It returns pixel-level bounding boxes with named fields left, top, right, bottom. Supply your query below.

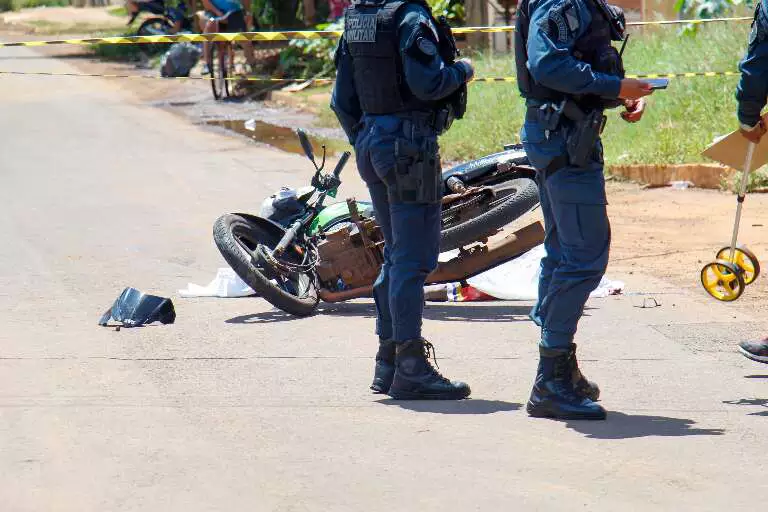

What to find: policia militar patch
left=541, top=0, right=580, bottom=42
left=346, top=14, right=377, bottom=43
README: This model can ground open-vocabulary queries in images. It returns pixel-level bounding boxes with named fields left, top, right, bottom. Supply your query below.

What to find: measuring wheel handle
left=700, top=259, right=746, bottom=302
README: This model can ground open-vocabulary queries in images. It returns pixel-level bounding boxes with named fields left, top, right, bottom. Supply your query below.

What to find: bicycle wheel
left=209, top=42, right=230, bottom=100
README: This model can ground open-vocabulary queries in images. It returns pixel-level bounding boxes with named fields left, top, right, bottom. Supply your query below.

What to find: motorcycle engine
left=315, top=212, right=385, bottom=292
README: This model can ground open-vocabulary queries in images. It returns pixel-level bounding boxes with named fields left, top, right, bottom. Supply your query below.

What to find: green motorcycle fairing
left=308, top=200, right=375, bottom=235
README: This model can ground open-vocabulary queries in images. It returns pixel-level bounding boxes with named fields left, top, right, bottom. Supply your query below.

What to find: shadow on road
left=564, top=412, right=725, bottom=439
left=320, top=302, right=535, bottom=322
left=226, top=310, right=303, bottom=324
left=723, top=397, right=768, bottom=416
left=375, top=398, right=521, bottom=415
left=226, top=302, right=535, bottom=324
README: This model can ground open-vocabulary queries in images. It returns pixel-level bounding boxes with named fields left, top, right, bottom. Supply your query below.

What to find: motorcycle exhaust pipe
left=318, top=222, right=544, bottom=303
left=427, top=221, right=545, bottom=284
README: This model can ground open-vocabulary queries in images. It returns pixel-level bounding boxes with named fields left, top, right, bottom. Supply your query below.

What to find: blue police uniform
left=515, top=0, right=627, bottom=420
left=737, top=0, right=768, bottom=129
left=332, top=0, right=473, bottom=400
left=735, top=1, right=768, bottom=364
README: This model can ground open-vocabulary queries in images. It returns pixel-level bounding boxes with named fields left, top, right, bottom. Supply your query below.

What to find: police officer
left=331, top=0, right=474, bottom=399
left=736, top=0, right=768, bottom=364
left=515, top=0, right=653, bottom=419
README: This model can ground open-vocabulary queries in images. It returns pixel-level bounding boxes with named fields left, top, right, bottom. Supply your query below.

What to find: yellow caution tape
left=0, top=16, right=752, bottom=48
left=0, top=70, right=742, bottom=81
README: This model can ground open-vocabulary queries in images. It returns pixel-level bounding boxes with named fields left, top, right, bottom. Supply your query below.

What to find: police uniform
left=515, top=0, right=628, bottom=420
left=737, top=0, right=768, bottom=131
left=331, top=0, right=473, bottom=400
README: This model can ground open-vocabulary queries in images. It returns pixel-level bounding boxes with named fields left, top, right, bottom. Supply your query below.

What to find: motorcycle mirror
left=296, top=129, right=316, bottom=165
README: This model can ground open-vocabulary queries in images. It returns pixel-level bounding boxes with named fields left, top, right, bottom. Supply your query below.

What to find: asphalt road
left=1, top=45, right=768, bottom=511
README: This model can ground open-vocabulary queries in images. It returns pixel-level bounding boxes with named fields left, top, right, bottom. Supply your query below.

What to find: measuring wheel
left=701, top=260, right=746, bottom=302
left=715, top=245, right=761, bottom=285
left=700, top=141, right=760, bottom=301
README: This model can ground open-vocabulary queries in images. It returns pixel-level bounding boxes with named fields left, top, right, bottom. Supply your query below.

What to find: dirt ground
left=9, top=35, right=768, bottom=318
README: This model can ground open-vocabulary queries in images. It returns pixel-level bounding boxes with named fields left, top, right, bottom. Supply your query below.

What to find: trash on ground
left=160, top=42, right=202, bottom=78
left=432, top=244, right=624, bottom=302
left=99, top=287, right=176, bottom=327
left=178, top=268, right=256, bottom=298
left=669, top=180, right=694, bottom=190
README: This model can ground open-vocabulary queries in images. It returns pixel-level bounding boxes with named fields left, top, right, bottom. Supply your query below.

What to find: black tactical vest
left=515, top=0, right=626, bottom=109
left=344, top=0, right=436, bottom=115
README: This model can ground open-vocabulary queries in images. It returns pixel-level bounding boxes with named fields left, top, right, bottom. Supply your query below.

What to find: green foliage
left=0, top=0, right=13, bottom=12
left=278, top=18, right=343, bottom=79
left=720, top=169, right=768, bottom=192
left=674, top=0, right=753, bottom=19
left=428, top=0, right=465, bottom=25
left=439, top=23, right=751, bottom=165
left=17, top=0, right=69, bottom=7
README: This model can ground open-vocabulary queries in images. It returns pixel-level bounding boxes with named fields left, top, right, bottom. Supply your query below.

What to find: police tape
left=0, top=16, right=752, bottom=48
left=0, top=70, right=742, bottom=82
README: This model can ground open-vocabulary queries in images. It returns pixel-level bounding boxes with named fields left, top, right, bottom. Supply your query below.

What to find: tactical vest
left=515, top=0, right=626, bottom=109
left=344, top=0, right=437, bottom=115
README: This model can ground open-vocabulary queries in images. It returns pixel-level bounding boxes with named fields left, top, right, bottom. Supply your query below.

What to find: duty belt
left=394, top=109, right=451, bottom=135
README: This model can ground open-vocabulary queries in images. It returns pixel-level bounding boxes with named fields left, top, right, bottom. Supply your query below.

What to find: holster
left=564, top=103, right=606, bottom=168
left=387, top=136, right=441, bottom=204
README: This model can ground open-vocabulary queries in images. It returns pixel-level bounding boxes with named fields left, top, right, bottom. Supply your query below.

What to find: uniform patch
left=564, top=5, right=580, bottom=33
left=417, top=38, right=437, bottom=56
left=346, top=14, right=377, bottom=43
left=539, top=0, right=578, bottom=43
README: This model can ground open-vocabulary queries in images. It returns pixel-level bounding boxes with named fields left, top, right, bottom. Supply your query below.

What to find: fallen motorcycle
left=213, top=130, right=543, bottom=316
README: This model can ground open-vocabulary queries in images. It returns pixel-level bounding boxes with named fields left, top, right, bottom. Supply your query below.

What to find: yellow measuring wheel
left=715, top=245, right=760, bottom=285
left=701, top=141, right=761, bottom=301
left=701, top=260, right=746, bottom=302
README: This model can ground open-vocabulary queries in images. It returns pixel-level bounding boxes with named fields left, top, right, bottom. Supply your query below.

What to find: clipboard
left=702, top=129, right=768, bottom=170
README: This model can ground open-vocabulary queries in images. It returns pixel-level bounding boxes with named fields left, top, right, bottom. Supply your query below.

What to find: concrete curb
left=608, top=163, right=734, bottom=189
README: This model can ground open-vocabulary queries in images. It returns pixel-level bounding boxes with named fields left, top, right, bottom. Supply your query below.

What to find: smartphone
left=644, top=78, right=669, bottom=90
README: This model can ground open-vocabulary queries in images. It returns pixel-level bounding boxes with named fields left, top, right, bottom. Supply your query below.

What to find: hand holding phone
left=644, top=78, right=669, bottom=90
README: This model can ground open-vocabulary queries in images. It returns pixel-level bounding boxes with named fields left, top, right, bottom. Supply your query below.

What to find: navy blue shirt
left=737, top=0, right=768, bottom=127
left=331, top=3, right=469, bottom=144
left=525, top=0, right=621, bottom=99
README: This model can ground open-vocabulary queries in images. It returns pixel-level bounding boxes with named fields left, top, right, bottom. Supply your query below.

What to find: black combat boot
left=527, top=346, right=606, bottom=420
left=568, top=343, right=600, bottom=402
left=388, top=338, right=471, bottom=400
left=370, top=338, right=396, bottom=394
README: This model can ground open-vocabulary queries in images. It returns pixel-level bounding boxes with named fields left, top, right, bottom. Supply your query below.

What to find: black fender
left=442, top=145, right=534, bottom=186
left=231, top=213, right=287, bottom=237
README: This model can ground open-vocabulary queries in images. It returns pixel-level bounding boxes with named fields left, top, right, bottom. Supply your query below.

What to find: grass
left=442, top=23, right=751, bottom=165
left=315, top=23, right=755, bottom=170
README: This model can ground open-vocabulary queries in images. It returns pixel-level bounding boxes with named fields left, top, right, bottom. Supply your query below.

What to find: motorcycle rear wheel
left=440, top=177, right=539, bottom=252
left=213, top=214, right=319, bottom=316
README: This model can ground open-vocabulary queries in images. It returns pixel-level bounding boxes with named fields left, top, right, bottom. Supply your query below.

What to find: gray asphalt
left=1, top=45, right=768, bottom=511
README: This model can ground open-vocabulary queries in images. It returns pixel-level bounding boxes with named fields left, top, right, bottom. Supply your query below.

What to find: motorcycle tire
left=439, top=177, right=539, bottom=252
left=213, top=214, right=319, bottom=317
left=136, top=17, right=173, bottom=54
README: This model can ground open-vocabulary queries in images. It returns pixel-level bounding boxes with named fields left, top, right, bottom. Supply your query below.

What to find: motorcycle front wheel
left=213, top=214, right=319, bottom=316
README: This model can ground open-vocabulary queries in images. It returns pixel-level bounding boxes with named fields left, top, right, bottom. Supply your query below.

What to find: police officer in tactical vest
left=331, top=0, right=474, bottom=399
left=515, top=0, right=654, bottom=419
left=735, top=0, right=768, bottom=364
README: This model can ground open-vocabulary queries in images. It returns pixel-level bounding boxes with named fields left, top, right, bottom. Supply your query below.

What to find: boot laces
left=554, top=356, right=581, bottom=401
left=421, top=340, right=450, bottom=382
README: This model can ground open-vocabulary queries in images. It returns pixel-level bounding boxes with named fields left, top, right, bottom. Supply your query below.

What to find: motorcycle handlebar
left=333, top=152, right=351, bottom=178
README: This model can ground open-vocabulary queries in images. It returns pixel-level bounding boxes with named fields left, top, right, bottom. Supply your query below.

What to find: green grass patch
left=441, top=23, right=751, bottom=165
left=10, top=0, right=69, bottom=9
left=313, top=23, right=754, bottom=167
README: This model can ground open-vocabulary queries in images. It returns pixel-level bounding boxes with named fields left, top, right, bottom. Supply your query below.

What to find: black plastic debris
left=99, top=287, right=176, bottom=328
